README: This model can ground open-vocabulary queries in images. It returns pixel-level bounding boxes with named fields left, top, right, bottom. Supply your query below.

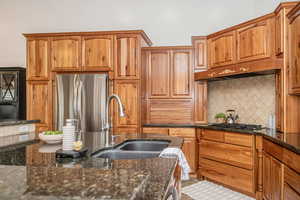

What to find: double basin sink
left=91, top=139, right=170, bottom=160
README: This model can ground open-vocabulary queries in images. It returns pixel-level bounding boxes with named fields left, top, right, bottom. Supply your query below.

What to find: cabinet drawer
left=224, top=132, right=253, bottom=147
left=284, top=166, right=300, bottom=195
left=200, top=129, right=253, bottom=147
left=263, top=139, right=283, bottom=161
left=199, top=158, right=254, bottom=194
left=200, top=129, right=224, bottom=142
left=283, top=149, right=300, bottom=174
left=142, top=127, right=169, bottom=135
left=169, top=128, right=195, bottom=138
left=284, top=183, right=300, bottom=200
left=199, top=140, right=253, bottom=169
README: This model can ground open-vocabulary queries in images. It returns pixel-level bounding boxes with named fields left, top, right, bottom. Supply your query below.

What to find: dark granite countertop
left=0, top=119, right=40, bottom=127
left=0, top=132, right=183, bottom=200
left=143, top=123, right=198, bottom=128
left=144, top=123, right=300, bottom=155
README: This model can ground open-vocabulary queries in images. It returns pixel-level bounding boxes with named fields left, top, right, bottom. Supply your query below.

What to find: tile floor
left=181, top=180, right=255, bottom=200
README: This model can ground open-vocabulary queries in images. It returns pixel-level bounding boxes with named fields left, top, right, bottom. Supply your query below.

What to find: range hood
left=194, top=58, right=283, bottom=81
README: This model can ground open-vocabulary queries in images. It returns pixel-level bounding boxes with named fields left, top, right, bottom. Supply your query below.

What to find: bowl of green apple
left=39, top=131, right=63, bottom=144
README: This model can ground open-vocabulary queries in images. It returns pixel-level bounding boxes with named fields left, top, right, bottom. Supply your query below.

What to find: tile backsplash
left=208, top=75, right=275, bottom=126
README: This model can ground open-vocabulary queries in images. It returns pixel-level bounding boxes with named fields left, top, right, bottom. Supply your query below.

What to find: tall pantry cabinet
left=24, top=30, right=152, bottom=134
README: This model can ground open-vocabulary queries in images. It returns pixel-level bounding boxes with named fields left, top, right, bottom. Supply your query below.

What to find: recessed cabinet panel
left=82, top=35, right=114, bottom=71
left=237, top=20, right=271, bottom=62
left=275, top=10, right=284, bottom=56
left=208, top=31, right=236, bottom=67
left=27, top=81, right=52, bottom=128
left=194, top=81, right=207, bottom=123
left=193, top=38, right=207, bottom=71
left=289, top=15, right=300, bottom=94
left=263, top=152, right=282, bottom=200
left=116, top=36, right=139, bottom=78
left=114, top=80, right=139, bottom=127
left=171, top=50, right=192, bottom=98
left=51, top=36, right=81, bottom=71
left=148, top=51, right=170, bottom=98
left=148, top=99, right=193, bottom=124
left=181, top=137, right=197, bottom=173
left=27, top=38, right=50, bottom=80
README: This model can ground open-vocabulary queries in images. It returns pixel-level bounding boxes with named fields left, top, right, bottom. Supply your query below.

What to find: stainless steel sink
left=91, top=139, right=170, bottom=160
left=117, top=140, right=170, bottom=151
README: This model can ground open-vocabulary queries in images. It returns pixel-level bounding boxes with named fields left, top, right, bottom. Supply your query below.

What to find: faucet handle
left=111, top=135, right=121, bottom=145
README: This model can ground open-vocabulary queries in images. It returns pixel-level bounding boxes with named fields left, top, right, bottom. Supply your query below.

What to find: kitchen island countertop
left=0, top=132, right=183, bottom=200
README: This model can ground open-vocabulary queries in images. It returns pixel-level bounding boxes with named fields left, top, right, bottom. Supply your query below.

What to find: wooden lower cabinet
left=284, top=183, right=300, bottom=200
left=263, top=152, right=282, bottom=200
left=284, top=166, right=300, bottom=200
left=199, top=158, right=254, bottom=194
left=181, top=137, right=197, bottom=174
left=262, top=139, right=300, bottom=200
left=198, top=128, right=255, bottom=196
left=144, top=127, right=197, bottom=174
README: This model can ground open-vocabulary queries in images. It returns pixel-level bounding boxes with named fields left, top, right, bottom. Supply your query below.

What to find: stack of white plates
left=62, top=126, right=75, bottom=151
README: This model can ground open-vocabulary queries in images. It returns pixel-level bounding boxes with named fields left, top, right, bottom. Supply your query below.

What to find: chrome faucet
left=104, top=94, right=125, bottom=147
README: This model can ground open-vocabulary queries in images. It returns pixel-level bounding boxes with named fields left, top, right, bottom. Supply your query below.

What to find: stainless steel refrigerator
left=55, top=74, right=108, bottom=133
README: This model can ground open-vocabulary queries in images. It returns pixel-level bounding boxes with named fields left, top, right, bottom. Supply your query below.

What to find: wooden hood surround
left=193, top=2, right=298, bottom=81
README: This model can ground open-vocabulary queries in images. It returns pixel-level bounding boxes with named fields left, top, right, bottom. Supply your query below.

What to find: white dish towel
left=159, top=147, right=191, bottom=180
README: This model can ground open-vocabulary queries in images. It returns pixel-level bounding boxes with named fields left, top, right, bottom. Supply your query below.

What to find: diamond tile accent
left=182, top=180, right=255, bottom=200
left=208, top=75, right=275, bottom=126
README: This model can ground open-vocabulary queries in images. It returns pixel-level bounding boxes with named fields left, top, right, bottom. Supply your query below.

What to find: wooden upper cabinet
left=194, top=81, right=207, bottom=124
left=288, top=7, right=300, bottom=94
left=171, top=49, right=193, bottom=98
left=275, top=10, right=284, bottom=56
left=192, top=37, right=207, bottom=71
left=27, top=38, right=50, bottom=80
left=27, top=81, right=52, bottom=128
left=114, top=80, right=139, bottom=127
left=82, top=35, right=114, bottom=71
left=208, top=31, right=236, bottom=68
left=116, top=35, right=139, bottom=79
left=148, top=50, right=170, bottom=98
left=51, top=36, right=81, bottom=71
left=237, top=19, right=272, bottom=62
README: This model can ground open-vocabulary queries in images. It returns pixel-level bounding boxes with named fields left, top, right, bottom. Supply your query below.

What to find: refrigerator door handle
left=78, top=80, right=83, bottom=122
left=73, top=76, right=79, bottom=119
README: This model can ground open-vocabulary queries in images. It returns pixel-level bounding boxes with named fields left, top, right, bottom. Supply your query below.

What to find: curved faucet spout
left=104, top=94, right=125, bottom=147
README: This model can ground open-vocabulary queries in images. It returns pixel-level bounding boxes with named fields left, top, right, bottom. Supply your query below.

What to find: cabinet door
left=194, top=81, right=207, bottom=123
left=289, top=15, right=300, bottom=94
left=27, top=38, right=50, bottom=80
left=171, top=49, right=193, bottom=98
left=51, top=36, right=81, bottom=71
left=82, top=35, right=114, bottom=71
left=116, top=35, right=139, bottom=79
left=181, top=137, right=197, bottom=174
left=275, top=10, right=284, bottom=56
left=147, top=50, right=170, bottom=98
left=114, top=80, right=139, bottom=128
left=193, top=37, right=207, bottom=71
left=237, top=19, right=272, bottom=62
left=263, top=152, right=283, bottom=200
left=208, top=31, right=236, bottom=68
left=263, top=153, right=273, bottom=200
left=27, top=81, right=52, bottom=128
